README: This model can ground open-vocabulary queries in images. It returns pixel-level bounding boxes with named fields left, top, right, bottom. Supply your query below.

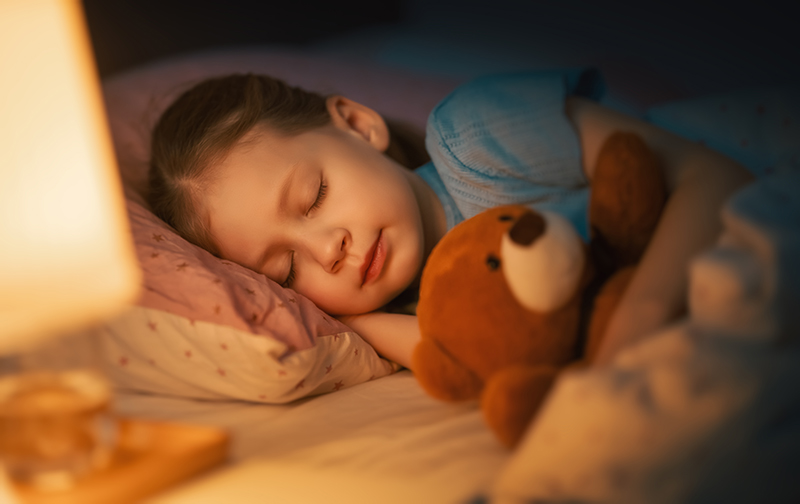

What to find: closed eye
left=281, top=252, right=296, bottom=288
left=282, top=178, right=327, bottom=288
left=307, top=178, right=327, bottom=214
left=282, top=178, right=325, bottom=288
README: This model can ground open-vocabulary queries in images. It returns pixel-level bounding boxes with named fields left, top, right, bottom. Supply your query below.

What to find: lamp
left=0, top=0, right=141, bottom=496
left=0, top=0, right=140, bottom=352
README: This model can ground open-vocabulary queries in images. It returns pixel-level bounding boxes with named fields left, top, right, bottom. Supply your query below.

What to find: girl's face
left=202, top=121, right=426, bottom=315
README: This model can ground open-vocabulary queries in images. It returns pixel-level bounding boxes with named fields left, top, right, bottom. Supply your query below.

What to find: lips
left=361, top=230, right=385, bottom=286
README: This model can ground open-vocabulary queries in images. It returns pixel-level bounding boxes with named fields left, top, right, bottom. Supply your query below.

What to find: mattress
left=116, top=371, right=506, bottom=503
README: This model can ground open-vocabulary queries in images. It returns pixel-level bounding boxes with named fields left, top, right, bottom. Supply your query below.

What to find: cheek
left=363, top=162, right=413, bottom=200
left=393, top=240, right=424, bottom=288
left=293, top=273, right=331, bottom=304
left=292, top=274, right=357, bottom=315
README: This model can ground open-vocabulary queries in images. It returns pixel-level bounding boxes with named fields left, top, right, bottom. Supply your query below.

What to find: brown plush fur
left=412, top=132, right=666, bottom=448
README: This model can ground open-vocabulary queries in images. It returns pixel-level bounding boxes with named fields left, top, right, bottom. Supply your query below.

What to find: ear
left=326, top=95, right=390, bottom=152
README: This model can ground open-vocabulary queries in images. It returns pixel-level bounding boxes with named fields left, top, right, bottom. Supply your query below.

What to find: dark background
left=83, top=0, right=798, bottom=94
left=82, top=0, right=406, bottom=77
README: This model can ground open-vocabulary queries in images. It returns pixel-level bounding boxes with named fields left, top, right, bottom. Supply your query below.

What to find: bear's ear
left=412, top=339, right=483, bottom=401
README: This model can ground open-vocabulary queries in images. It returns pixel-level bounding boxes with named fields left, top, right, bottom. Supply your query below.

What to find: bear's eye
left=498, top=214, right=513, bottom=222
left=486, top=254, right=501, bottom=271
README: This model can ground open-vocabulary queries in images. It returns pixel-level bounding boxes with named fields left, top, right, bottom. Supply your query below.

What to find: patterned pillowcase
left=100, top=48, right=459, bottom=401
left=102, top=200, right=397, bottom=401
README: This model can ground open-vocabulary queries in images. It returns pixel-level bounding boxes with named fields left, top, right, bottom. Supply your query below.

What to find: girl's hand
left=335, top=312, right=421, bottom=370
left=592, top=296, right=676, bottom=366
left=565, top=97, right=753, bottom=367
left=334, top=313, right=360, bottom=328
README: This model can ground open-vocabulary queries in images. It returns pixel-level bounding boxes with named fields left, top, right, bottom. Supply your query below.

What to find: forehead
left=209, top=128, right=286, bottom=199
left=202, top=128, right=299, bottom=260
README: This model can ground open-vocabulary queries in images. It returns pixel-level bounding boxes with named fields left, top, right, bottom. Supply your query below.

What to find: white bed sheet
left=114, top=371, right=507, bottom=503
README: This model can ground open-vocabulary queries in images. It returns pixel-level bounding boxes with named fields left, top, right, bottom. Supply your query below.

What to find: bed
left=78, top=8, right=800, bottom=502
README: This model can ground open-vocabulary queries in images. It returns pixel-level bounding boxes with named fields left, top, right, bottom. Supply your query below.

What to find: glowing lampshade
left=0, top=0, right=140, bottom=352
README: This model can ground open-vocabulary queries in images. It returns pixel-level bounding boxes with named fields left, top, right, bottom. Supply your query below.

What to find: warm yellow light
left=0, top=0, right=140, bottom=352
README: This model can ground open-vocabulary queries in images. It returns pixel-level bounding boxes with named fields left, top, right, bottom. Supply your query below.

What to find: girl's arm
left=565, top=96, right=753, bottom=365
left=337, top=312, right=420, bottom=370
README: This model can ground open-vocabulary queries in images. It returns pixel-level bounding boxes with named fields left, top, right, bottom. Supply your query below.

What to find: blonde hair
left=148, top=73, right=427, bottom=254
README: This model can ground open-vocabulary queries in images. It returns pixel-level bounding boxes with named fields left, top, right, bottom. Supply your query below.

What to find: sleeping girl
left=148, top=70, right=751, bottom=370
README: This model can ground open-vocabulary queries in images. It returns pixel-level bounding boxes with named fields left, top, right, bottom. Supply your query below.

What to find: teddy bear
left=412, top=132, right=667, bottom=448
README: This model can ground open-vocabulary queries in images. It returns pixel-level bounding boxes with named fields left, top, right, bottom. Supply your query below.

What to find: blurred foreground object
left=0, top=0, right=140, bottom=351
left=0, top=0, right=174, bottom=499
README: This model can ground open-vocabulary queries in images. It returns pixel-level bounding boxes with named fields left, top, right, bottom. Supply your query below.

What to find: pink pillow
left=100, top=48, right=460, bottom=401
left=128, top=198, right=345, bottom=352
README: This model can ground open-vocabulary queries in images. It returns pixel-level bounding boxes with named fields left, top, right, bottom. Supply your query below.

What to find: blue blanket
left=493, top=88, right=800, bottom=503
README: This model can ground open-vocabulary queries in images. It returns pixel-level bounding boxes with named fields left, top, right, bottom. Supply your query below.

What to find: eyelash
left=282, top=179, right=327, bottom=288
left=282, top=258, right=296, bottom=288
left=307, top=180, right=327, bottom=215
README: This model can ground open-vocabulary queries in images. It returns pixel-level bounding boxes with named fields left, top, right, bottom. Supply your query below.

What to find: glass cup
left=0, top=369, right=116, bottom=491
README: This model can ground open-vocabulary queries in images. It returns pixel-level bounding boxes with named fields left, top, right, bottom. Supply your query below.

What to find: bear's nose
left=509, top=211, right=546, bottom=246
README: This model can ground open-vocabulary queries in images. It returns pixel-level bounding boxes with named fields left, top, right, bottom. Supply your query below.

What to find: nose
left=509, top=210, right=546, bottom=246
left=306, top=226, right=349, bottom=273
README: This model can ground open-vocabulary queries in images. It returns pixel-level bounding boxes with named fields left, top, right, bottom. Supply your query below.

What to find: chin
left=323, top=299, right=380, bottom=317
